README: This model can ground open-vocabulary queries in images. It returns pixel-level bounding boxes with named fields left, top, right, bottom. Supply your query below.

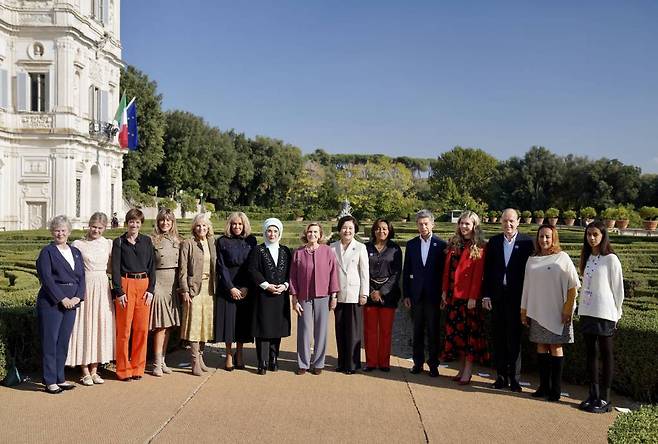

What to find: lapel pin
left=433, top=243, right=437, bottom=246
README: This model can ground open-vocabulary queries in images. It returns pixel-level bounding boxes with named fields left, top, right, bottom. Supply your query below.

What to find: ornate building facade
left=0, top=0, right=124, bottom=230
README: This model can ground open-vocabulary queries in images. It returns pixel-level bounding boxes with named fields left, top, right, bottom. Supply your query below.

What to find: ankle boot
left=190, top=342, right=202, bottom=376
left=161, top=354, right=172, bottom=374
left=257, top=361, right=267, bottom=375
left=199, top=342, right=210, bottom=372
left=547, top=355, right=564, bottom=402
left=268, top=354, right=278, bottom=372
left=531, top=353, right=551, bottom=398
left=152, top=353, right=163, bottom=377
left=579, top=383, right=598, bottom=410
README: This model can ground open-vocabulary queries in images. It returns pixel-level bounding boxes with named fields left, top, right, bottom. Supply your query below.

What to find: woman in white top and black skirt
left=521, top=224, right=580, bottom=402
left=577, top=221, right=624, bottom=413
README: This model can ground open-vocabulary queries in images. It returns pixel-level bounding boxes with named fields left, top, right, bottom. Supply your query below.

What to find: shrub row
left=608, top=405, right=658, bottom=443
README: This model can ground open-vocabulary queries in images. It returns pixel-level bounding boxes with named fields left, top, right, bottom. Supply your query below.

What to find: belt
left=122, top=272, right=148, bottom=279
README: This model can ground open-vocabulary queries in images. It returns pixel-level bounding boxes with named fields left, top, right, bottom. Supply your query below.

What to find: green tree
left=429, top=146, right=499, bottom=203
left=336, top=158, right=417, bottom=220
left=120, top=65, right=166, bottom=183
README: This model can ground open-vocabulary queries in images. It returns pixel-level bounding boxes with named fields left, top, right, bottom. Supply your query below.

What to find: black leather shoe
left=510, top=382, right=523, bottom=393
left=131, top=375, right=142, bottom=381
left=380, top=367, right=391, bottom=372
left=345, top=369, right=356, bottom=375
left=410, top=365, right=422, bottom=374
left=492, top=376, right=508, bottom=389
left=268, top=362, right=278, bottom=372
left=58, top=383, right=75, bottom=391
left=362, top=366, right=375, bottom=372
left=335, top=367, right=344, bottom=372
left=257, top=367, right=267, bottom=375
left=45, top=386, right=63, bottom=394
left=586, top=399, right=612, bottom=414
left=428, top=367, right=440, bottom=377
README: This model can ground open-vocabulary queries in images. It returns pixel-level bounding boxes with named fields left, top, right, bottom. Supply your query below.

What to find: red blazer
left=442, top=245, right=486, bottom=300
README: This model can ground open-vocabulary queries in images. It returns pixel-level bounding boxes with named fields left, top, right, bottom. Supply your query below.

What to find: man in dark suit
left=482, top=208, right=534, bottom=392
left=403, top=210, right=447, bottom=377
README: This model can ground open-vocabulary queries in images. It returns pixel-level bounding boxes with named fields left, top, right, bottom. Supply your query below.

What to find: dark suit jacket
left=482, top=232, right=534, bottom=305
left=403, top=234, right=447, bottom=304
left=36, top=242, right=86, bottom=306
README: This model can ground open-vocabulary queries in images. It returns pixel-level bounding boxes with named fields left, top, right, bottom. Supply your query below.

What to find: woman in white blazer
left=331, top=215, right=369, bottom=374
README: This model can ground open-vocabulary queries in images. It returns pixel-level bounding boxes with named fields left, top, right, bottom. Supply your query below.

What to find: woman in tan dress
left=179, top=213, right=216, bottom=376
left=66, top=212, right=115, bottom=385
left=150, top=209, right=182, bottom=376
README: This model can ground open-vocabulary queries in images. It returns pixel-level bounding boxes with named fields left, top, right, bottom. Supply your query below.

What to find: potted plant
left=580, top=207, right=596, bottom=225
left=489, top=210, right=500, bottom=223
left=639, top=206, right=658, bottom=231
left=615, top=206, right=630, bottom=230
left=562, top=209, right=577, bottom=226
left=545, top=207, right=560, bottom=226
left=601, top=207, right=618, bottom=229
left=533, top=210, right=544, bottom=225
left=521, top=210, right=532, bottom=224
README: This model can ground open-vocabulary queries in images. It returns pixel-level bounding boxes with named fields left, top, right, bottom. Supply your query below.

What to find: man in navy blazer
left=482, top=208, right=534, bottom=392
left=36, top=216, right=85, bottom=394
left=403, top=209, right=447, bottom=376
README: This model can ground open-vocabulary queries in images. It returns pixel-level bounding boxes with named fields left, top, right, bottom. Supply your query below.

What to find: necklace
left=305, top=244, right=319, bottom=254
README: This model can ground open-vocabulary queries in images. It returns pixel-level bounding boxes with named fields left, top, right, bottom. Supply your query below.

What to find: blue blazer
left=36, top=243, right=86, bottom=307
left=403, top=235, right=447, bottom=303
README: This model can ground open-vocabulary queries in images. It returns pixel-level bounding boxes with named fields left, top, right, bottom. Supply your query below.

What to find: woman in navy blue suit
left=36, top=215, right=85, bottom=394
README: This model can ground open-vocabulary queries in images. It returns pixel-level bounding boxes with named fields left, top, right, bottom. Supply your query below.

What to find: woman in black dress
left=248, top=218, right=292, bottom=375
left=215, top=212, right=257, bottom=370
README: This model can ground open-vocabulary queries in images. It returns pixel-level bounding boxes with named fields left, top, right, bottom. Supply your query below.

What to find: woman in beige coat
left=330, top=215, right=369, bottom=374
left=178, top=213, right=216, bottom=376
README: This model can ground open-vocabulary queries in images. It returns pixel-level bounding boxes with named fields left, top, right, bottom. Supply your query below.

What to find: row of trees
left=121, top=65, right=658, bottom=220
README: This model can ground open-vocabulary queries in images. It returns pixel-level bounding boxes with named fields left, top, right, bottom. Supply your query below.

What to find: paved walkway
left=0, top=312, right=622, bottom=444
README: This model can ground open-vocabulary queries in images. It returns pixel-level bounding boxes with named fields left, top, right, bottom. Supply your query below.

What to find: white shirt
left=502, top=232, right=518, bottom=285
left=420, top=234, right=432, bottom=266
left=520, top=251, right=581, bottom=335
left=577, top=254, right=624, bottom=322
left=58, top=245, right=75, bottom=270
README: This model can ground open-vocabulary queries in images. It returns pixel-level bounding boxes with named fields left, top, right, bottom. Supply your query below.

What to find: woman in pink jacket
left=290, top=223, right=340, bottom=375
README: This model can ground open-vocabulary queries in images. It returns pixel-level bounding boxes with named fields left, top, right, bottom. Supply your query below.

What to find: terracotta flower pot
left=491, top=217, right=498, bottom=223
left=564, top=218, right=575, bottom=226
left=523, top=217, right=532, bottom=224
left=603, top=219, right=616, bottom=229
left=643, top=220, right=658, bottom=231
left=548, top=217, right=558, bottom=226
left=585, top=218, right=594, bottom=225
left=615, top=219, right=629, bottom=230
left=534, top=217, right=544, bottom=225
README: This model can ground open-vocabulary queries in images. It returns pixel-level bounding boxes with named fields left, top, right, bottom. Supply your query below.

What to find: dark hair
left=579, top=221, right=615, bottom=275
left=337, top=215, right=359, bottom=233
left=533, top=224, right=561, bottom=255
left=370, top=218, right=395, bottom=241
left=125, top=208, right=145, bottom=224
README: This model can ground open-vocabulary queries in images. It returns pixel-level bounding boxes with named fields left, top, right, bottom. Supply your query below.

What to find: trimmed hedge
left=608, top=405, right=658, bottom=443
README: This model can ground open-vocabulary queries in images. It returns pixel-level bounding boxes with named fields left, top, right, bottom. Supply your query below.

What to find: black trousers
left=492, top=287, right=522, bottom=383
left=411, top=294, right=441, bottom=369
left=255, top=338, right=281, bottom=364
left=334, top=303, right=362, bottom=371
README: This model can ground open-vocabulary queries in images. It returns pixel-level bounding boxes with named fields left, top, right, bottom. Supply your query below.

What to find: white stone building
left=0, top=0, right=124, bottom=230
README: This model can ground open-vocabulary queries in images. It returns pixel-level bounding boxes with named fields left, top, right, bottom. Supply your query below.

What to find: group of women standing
left=35, top=209, right=624, bottom=414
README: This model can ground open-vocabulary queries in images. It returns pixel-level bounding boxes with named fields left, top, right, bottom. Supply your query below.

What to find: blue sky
left=121, top=1, right=658, bottom=173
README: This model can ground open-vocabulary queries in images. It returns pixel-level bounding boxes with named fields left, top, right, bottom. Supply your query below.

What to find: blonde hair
left=191, top=213, right=214, bottom=239
left=300, top=222, right=326, bottom=244
left=447, top=210, right=486, bottom=259
left=153, top=208, right=182, bottom=245
left=224, top=211, right=251, bottom=238
left=85, top=212, right=108, bottom=239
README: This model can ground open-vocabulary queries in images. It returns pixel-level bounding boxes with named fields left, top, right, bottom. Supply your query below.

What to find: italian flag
left=114, top=94, right=128, bottom=149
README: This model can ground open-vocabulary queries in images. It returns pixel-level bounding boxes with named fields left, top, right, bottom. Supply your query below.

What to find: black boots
left=531, top=353, right=551, bottom=398
left=586, top=386, right=613, bottom=413
left=257, top=361, right=267, bottom=375
left=547, top=355, right=564, bottom=402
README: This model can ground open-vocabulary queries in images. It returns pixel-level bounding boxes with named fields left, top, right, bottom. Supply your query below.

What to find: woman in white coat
left=331, top=215, right=369, bottom=374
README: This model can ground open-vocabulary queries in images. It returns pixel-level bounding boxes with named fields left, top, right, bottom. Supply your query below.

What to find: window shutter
left=16, top=71, right=29, bottom=111
left=44, top=72, right=50, bottom=112
left=0, top=69, right=7, bottom=108
left=100, top=90, right=108, bottom=122
left=102, top=0, right=109, bottom=25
